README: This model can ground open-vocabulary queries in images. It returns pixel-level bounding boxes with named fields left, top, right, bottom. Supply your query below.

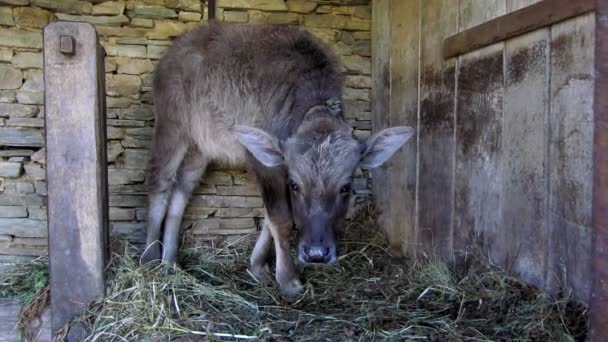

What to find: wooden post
left=591, top=0, right=608, bottom=339
left=43, top=21, right=109, bottom=335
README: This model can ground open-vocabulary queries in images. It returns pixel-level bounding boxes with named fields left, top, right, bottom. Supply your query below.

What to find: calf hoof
left=140, top=243, right=161, bottom=265
left=250, top=263, right=271, bottom=284
left=278, top=277, right=304, bottom=298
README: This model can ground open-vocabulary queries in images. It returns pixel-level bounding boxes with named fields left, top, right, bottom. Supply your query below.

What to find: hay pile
left=65, top=207, right=586, bottom=341
left=2, top=207, right=588, bottom=341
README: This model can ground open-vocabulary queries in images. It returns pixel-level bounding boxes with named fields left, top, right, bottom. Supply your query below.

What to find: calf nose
left=303, top=245, right=331, bottom=263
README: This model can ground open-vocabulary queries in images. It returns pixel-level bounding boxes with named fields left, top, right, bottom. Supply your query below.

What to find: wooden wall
left=371, top=0, right=594, bottom=302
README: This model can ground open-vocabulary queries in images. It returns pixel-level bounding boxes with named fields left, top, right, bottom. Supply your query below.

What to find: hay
left=68, top=206, right=586, bottom=341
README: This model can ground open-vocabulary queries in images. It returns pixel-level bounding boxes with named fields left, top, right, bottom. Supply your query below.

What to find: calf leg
left=250, top=221, right=272, bottom=282
left=162, top=147, right=208, bottom=263
left=142, top=142, right=188, bottom=264
left=266, top=217, right=302, bottom=297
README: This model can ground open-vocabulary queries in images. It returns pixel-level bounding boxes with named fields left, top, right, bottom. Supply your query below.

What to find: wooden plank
left=386, top=0, right=420, bottom=254
left=453, top=0, right=505, bottom=259
left=548, top=13, right=594, bottom=301
left=590, top=0, right=608, bottom=337
left=501, top=25, right=548, bottom=288
left=385, top=0, right=419, bottom=256
left=370, top=0, right=391, bottom=241
left=444, top=0, right=595, bottom=58
left=44, top=22, right=108, bottom=334
left=417, top=0, right=458, bottom=258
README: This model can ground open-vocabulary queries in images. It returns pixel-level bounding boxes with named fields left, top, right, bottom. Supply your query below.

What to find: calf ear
left=359, top=126, right=415, bottom=168
left=232, top=125, right=284, bottom=167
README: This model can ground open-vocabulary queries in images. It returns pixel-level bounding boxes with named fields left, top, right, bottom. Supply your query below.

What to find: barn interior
left=0, top=0, right=606, bottom=340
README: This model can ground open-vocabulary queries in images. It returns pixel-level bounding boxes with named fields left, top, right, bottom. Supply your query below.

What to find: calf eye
left=289, top=179, right=299, bottom=192
left=340, top=183, right=352, bottom=194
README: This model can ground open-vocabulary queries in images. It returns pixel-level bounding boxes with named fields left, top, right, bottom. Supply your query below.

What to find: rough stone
left=108, top=119, right=146, bottom=127
left=30, top=0, right=93, bottom=15
left=178, top=11, right=201, bottom=22
left=103, top=44, right=147, bottom=58
left=126, top=4, right=177, bottom=19
left=337, top=30, right=355, bottom=44
left=124, top=149, right=150, bottom=169
left=126, top=127, right=153, bottom=138
left=30, top=148, right=44, bottom=164
left=7, top=118, right=44, bottom=128
left=131, top=17, right=153, bottom=27
left=109, top=168, right=145, bottom=185
left=352, top=31, right=370, bottom=40
left=120, top=104, right=153, bottom=120
left=121, top=136, right=149, bottom=148
left=107, top=126, right=125, bottom=140
left=285, top=0, right=317, bottom=13
left=0, top=103, right=37, bottom=118
left=0, top=90, right=16, bottom=103
left=106, top=74, right=142, bottom=97
left=92, top=1, right=125, bottom=15
left=109, top=207, right=135, bottom=221
left=0, top=48, right=12, bottom=63
left=147, top=44, right=168, bottom=59
left=147, top=20, right=196, bottom=39
left=203, top=171, right=232, bottom=186
left=0, top=162, right=22, bottom=178
left=117, top=58, right=154, bottom=75
left=345, top=75, right=371, bottom=89
left=353, top=38, right=370, bottom=56
left=342, top=55, right=370, bottom=75
left=0, top=127, right=43, bottom=147
left=24, top=162, right=44, bottom=180
left=223, top=10, right=248, bottom=22
left=345, top=17, right=370, bottom=31
left=27, top=206, right=46, bottom=220
left=0, top=149, right=33, bottom=157
left=316, top=5, right=370, bottom=19
left=97, top=26, right=145, bottom=37
left=164, top=0, right=201, bottom=12
left=13, top=7, right=50, bottom=28
left=303, top=27, right=337, bottom=44
left=267, top=12, right=300, bottom=25
left=55, top=13, right=129, bottom=26
left=15, top=181, right=34, bottom=194
left=16, top=70, right=43, bottom=105
left=12, top=52, right=42, bottom=69
left=0, top=7, right=14, bottom=26
left=107, top=141, right=124, bottom=162
left=106, top=96, right=133, bottom=108
left=0, top=28, right=42, bottom=49
left=218, top=0, right=287, bottom=11
left=0, top=0, right=29, bottom=5
left=0, top=65, right=22, bottom=90
left=344, top=87, right=369, bottom=101
left=0, top=218, right=47, bottom=237
left=343, top=100, right=370, bottom=120
left=0, top=206, right=28, bottom=218
left=34, top=181, right=45, bottom=195
left=304, top=14, right=347, bottom=29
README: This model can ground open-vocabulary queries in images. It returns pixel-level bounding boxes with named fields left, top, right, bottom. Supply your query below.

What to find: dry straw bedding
left=1, top=207, right=587, bottom=341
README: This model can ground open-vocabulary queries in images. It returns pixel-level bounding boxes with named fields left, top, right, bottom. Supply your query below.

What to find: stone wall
left=0, top=0, right=372, bottom=267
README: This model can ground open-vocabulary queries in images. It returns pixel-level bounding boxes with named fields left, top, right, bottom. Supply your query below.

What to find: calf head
left=234, top=109, right=414, bottom=264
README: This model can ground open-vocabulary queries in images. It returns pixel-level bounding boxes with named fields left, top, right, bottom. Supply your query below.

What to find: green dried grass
left=71, top=206, right=587, bottom=341
left=2, top=206, right=588, bottom=341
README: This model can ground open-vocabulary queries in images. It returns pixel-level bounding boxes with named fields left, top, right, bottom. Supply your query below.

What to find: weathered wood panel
left=370, top=0, right=391, bottom=239
left=453, top=0, right=505, bottom=258
left=44, top=22, right=108, bottom=333
left=548, top=13, right=594, bottom=301
left=386, top=0, right=419, bottom=256
left=444, top=0, right=595, bottom=58
left=501, top=0, right=548, bottom=287
left=417, top=0, right=458, bottom=257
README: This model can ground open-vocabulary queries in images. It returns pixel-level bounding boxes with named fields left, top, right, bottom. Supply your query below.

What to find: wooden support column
left=43, top=22, right=109, bottom=334
left=591, top=0, right=608, bottom=338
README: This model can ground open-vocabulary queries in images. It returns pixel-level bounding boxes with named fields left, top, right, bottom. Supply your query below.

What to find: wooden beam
left=44, top=21, right=109, bottom=335
left=590, top=0, right=608, bottom=339
left=443, top=0, right=595, bottom=58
